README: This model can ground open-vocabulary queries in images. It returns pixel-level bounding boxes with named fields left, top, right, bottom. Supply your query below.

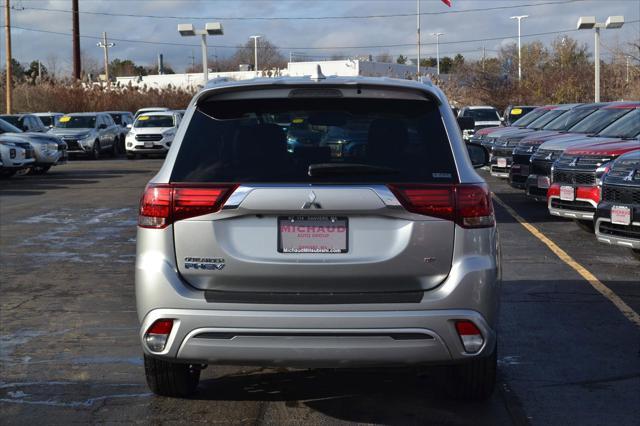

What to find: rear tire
left=143, top=355, right=201, bottom=398
left=444, top=346, right=497, bottom=401
left=575, top=220, right=595, bottom=233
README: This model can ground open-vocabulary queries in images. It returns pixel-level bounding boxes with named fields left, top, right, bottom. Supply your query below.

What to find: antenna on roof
left=310, top=64, right=326, bottom=81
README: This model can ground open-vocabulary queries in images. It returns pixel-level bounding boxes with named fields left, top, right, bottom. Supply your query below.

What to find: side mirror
left=99, top=123, right=107, bottom=129
left=466, top=142, right=489, bottom=168
left=457, top=116, right=475, bottom=131
left=126, top=124, right=132, bottom=129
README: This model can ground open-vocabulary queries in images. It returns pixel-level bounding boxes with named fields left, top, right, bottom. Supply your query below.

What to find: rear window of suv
left=170, top=97, right=457, bottom=183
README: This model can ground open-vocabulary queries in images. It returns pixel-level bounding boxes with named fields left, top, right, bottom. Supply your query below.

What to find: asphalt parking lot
left=1, top=160, right=638, bottom=425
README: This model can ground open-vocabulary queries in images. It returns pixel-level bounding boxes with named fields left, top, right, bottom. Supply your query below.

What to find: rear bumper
left=141, top=308, right=496, bottom=367
left=136, top=224, right=500, bottom=368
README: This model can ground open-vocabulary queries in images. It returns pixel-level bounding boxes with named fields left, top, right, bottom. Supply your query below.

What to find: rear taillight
left=388, top=184, right=494, bottom=228
left=138, top=184, right=237, bottom=229
left=456, top=185, right=494, bottom=228
left=455, top=320, right=484, bottom=353
left=144, top=319, right=174, bottom=352
left=389, top=185, right=455, bottom=221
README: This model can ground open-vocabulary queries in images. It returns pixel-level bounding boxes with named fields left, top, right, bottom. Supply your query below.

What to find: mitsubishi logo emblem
left=545, top=153, right=553, bottom=160
left=527, top=146, right=534, bottom=153
left=569, top=157, right=579, bottom=167
left=302, top=191, right=322, bottom=209
left=623, top=169, right=636, bottom=182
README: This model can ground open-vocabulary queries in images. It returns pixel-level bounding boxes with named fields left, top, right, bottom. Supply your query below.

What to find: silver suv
left=136, top=76, right=499, bottom=400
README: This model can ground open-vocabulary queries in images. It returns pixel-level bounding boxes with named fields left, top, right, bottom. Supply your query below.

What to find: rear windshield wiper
left=308, top=163, right=400, bottom=177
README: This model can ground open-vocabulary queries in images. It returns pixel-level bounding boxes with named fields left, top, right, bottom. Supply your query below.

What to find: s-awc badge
left=184, top=257, right=226, bottom=270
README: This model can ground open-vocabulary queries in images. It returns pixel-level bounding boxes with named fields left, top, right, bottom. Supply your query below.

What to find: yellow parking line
left=492, top=194, right=640, bottom=328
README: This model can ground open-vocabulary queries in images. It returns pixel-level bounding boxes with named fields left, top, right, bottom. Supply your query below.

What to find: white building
left=115, top=60, right=436, bottom=90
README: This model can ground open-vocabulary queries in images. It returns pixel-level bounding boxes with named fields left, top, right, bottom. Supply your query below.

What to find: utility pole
left=188, top=50, right=196, bottom=71
left=96, top=32, right=115, bottom=85
left=594, top=26, right=600, bottom=101
left=72, top=0, right=81, bottom=80
left=4, top=0, right=12, bottom=113
left=416, top=0, right=421, bottom=76
left=626, top=55, right=630, bottom=84
left=482, top=45, right=486, bottom=71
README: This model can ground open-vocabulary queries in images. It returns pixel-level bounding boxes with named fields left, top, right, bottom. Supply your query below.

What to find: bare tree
left=80, top=50, right=102, bottom=80
left=224, top=37, right=287, bottom=71
left=46, top=54, right=59, bottom=79
left=375, top=52, right=394, bottom=63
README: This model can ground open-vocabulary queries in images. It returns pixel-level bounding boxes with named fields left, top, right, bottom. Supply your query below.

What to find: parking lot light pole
left=250, top=35, right=261, bottom=76
left=431, top=32, right=444, bottom=75
left=178, top=23, right=224, bottom=85
left=577, top=16, right=624, bottom=102
left=510, top=15, right=528, bottom=81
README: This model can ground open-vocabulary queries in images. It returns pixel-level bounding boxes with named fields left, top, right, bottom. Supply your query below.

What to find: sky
left=3, top=0, right=639, bottom=74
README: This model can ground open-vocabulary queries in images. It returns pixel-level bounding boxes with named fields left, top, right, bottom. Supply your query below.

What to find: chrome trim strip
left=221, top=184, right=402, bottom=209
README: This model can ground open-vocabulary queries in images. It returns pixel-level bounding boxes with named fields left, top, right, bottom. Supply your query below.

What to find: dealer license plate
left=278, top=216, right=348, bottom=253
left=497, top=158, right=507, bottom=168
left=144, top=141, right=154, bottom=148
left=611, top=205, right=631, bottom=226
left=560, top=186, right=574, bottom=201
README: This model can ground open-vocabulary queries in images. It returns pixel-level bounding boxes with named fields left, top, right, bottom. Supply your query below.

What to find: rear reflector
left=388, top=184, right=494, bottom=228
left=145, top=319, right=174, bottom=352
left=455, top=320, right=484, bottom=353
left=138, top=184, right=237, bottom=229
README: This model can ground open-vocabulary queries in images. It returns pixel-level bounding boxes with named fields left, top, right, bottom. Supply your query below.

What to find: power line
left=14, top=22, right=638, bottom=51
left=11, top=0, right=588, bottom=21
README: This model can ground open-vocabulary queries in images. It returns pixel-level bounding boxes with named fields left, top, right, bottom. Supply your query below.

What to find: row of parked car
left=469, top=101, right=640, bottom=259
left=454, top=104, right=538, bottom=142
left=0, top=107, right=184, bottom=177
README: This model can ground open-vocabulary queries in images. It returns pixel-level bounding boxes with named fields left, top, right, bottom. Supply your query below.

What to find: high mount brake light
left=388, top=184, right=495, bottom=228
left=138, top=184, right=238, bottom=229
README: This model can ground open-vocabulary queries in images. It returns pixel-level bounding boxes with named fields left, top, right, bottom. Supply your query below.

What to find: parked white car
left=0, top=135, right=36, bottom=177
left=134, top=107, right=170, bottom=119
left=458, top=106, right=503, bottom=141
left=126, top=111, right=181, bottom=159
